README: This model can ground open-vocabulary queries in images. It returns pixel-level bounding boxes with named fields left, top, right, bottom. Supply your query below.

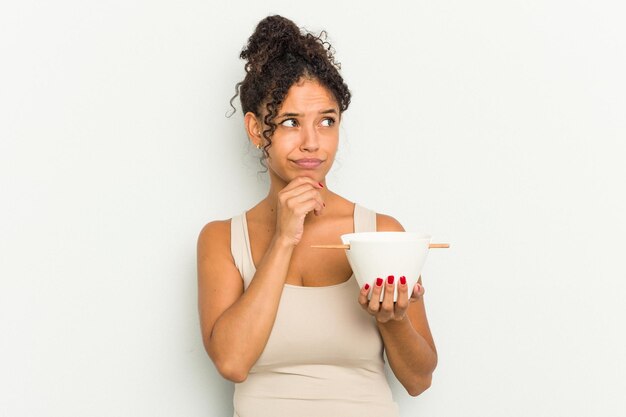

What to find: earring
left=255, top=143, right=261, bottom=149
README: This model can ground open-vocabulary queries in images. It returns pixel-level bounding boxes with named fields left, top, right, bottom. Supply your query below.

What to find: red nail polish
left=387, top=275, right=394, bottom=285
left=364, top=283, right=370, bottom=290
left=400, top=276, right=406, bottom=285
left=318, top=182, right=324, bottom=188
left=376, top=278, right=383, bottom=286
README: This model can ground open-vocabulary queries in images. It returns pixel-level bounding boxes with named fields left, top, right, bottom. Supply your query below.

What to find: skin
left=197, top=78, right=437, bottom=396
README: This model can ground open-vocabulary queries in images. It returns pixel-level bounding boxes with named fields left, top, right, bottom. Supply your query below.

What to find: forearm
left=377, top=317, right=438, bottom=396
left=209, top=236, right=294, bottom=380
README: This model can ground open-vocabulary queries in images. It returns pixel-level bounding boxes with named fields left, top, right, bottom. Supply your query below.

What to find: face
left=248, top=78, right=340, bottom=185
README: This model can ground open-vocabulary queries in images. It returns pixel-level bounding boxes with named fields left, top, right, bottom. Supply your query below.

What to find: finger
left=283, top=189, right=324, bottom=216
left=410, top=282, right=425, bottom=301
left=394, top=275, right=409, bottom=318
left=313, top=199, right=326, bottom=216
left=303, top=189, right=325, bottom=213
left=281, top=177, right=324, bottom=193
left=358, top=283, right=371, bottom=309
left=278, top=183, right=322, bottom=211
left=301, top=198, right=325, bottom=218
left=378, top=275, right=395, bottom=321
left=284, top=188, right=323, bottom=207
left=281, top=181, right=322, bottom=196
left=279, top=185, right=321, bottom=208
left=283, top=186, right=324, bottom=209
left=367, top=277, right=384, bottom=313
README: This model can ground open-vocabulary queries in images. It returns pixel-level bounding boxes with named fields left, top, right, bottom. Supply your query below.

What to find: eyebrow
left=277, top=108, right=338, bottom=118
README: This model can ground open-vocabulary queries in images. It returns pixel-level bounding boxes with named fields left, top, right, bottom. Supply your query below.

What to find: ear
left=244, top=112, right=263, bottom=148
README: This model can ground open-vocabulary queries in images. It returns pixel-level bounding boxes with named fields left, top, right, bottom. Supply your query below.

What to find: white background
left=1, top=1, right=625, bottom=416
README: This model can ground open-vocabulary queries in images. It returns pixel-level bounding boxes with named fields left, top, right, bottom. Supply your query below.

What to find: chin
left=298, top=172, right=322, bottom=179
left=269, top=165, right=329, bottom=185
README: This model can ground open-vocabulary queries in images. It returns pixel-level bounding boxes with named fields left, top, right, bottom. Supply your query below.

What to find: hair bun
left=240, top=15, right=303, bottom=73
left=232, top=14, right=351, bottom=128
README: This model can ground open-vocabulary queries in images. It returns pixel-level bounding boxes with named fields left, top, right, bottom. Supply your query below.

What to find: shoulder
left=197, top=219, right=232, bottom=258
left=198, top=218, right=231, bottom=242
left=376, top=212, right=405, bottom=232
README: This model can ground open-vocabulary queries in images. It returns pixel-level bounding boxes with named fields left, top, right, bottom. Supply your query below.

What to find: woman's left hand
left=358, top=275, right=424, bottom=323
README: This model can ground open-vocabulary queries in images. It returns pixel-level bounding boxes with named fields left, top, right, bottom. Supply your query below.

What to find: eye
left=320, top=117, right=336, bottom=127
left=280, top=118, right=298, bottom=127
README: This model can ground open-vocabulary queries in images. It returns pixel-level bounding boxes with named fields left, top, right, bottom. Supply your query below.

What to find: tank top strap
left=353, top=204, right=377, bottom=233
left=230, top=213, right=256, bottom=288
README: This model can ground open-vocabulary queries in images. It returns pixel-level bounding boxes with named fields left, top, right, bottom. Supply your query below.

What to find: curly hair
left=230, top=15, right=351, bottom=163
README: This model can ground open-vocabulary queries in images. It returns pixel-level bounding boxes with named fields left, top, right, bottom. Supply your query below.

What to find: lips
left=292, top=158, right=324, bottom=169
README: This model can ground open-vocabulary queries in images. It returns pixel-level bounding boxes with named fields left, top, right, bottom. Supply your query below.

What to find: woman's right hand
left=275, top=177, right=325, bottom=246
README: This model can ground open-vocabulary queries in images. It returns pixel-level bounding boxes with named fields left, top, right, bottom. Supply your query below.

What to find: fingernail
left=417, top=283, right=422, bottom=292
left=318, top=182, right=324, bottom=188
left=376, top=278, right=383, bottom=287
left=400, top=276, right=406, bottom=285
left=364, top=283, right=370, bottom=290
left=387, top=275, right=394, bottom=285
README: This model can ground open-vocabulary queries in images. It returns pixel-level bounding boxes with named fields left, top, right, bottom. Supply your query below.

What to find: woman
left=197, top=15, right=437, bottom=417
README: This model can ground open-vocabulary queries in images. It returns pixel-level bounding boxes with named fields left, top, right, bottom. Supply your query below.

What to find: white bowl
left=341, top=232, right=431, bottom=301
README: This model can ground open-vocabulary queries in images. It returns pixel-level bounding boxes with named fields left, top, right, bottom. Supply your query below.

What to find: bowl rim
left=341, top=231, right=432, bottom=243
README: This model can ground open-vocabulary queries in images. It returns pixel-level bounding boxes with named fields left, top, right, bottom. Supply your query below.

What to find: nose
left=300, top=125, right=319, bottom=152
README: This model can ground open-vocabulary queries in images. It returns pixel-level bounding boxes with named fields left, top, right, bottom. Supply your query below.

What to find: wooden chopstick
left=311, top=243, right=450, bottom=249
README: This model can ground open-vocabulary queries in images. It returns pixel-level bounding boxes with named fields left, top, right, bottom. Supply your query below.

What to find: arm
left=357, top=214, right=438, bottom=396
left=198, top=222, right=294, bottom=382
left=197, top=178, right=325, bottom=382
left=376, top=280, right=438, bottom=396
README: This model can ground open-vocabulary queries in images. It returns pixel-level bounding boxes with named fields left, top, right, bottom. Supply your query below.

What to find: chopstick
left=311, top=243, right=450, bottom=249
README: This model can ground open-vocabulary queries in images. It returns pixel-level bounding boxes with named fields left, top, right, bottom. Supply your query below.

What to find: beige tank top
left=230, top=204, right=399, bottom=417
